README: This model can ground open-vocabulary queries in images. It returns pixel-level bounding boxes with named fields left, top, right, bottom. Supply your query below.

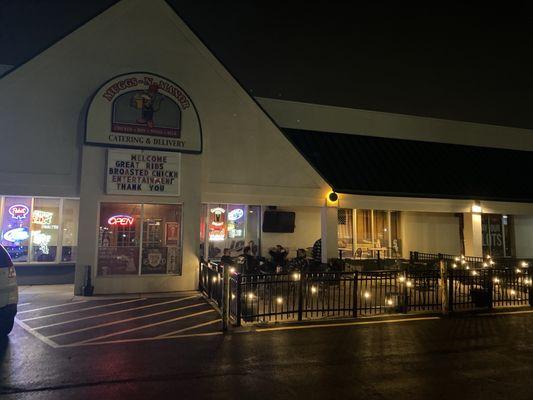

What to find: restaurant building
left=1, top=0, right=533, bottom=294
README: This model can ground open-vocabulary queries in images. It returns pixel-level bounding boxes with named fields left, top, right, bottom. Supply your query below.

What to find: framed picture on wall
left=165, top=222, right=179, bottom=245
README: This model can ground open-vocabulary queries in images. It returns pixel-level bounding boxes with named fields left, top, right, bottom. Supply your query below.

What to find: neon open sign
left=8, top=204, right=30, bottom=220
left=108, top=214, right=134, bottom=226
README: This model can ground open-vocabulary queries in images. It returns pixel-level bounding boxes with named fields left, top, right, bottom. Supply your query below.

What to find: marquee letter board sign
left=86, top=72, right=202, bottom=153
left=106, top=149, right=180, bottom=196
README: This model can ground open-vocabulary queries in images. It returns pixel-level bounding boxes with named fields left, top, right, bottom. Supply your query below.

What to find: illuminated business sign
left=85, top=72, right=202, bottom=153
left=108, top=215, right=135, bottom=226
left=208, top=207, right=226, bottom=241
left=8, top=204, right=29, bottom=220
left=32, top=210, right=54, bottom=225
left=106, top=149, right=180, bottom=196
left=228, top=208, right=244, bottom=221
left=3, top=227, right=30, bottom=243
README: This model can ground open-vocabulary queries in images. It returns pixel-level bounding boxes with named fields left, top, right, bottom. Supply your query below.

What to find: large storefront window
left=97, top=203, right=182, bottom=276
left=0, top=196, right=80, bottom=263
left=345, top=209, right=401, bottom=259
left=203, top=204, right=261, bottom=259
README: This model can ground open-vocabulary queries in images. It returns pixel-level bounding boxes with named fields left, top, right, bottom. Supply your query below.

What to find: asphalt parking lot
left=14, top=288, right=221, bottom=348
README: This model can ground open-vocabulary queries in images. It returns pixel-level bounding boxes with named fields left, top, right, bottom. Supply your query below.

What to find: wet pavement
left=3, top=286, right=533, bottom=399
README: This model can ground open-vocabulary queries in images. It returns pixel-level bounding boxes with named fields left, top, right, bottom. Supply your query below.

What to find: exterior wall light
left=471, top=201, right=482, bottom=213
left=326, top=191, right=339, bottom=207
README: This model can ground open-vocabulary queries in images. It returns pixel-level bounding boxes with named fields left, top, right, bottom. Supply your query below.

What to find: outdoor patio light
left=247, top=292, right=255, bottom=300
left=364, top=291, right=371, bottom=299
left=231, top=293, right=236, bottom=300
left=398, top=275, right=406, bottom=282
left=276, top=296, right=283, bottom=304
left=493, top=277, right=500, bottom=284
left=483, top=263, right=488, bottom=267
left=292, top=272, right=301, bottom=280
left=311, top=286, right=318, bottom=294
left=328, top=191, right=339, bottom=202
left=406, top=281, right=413, bottom=288
left=454, top=257, right=460, bottom=262
left=212, top=276, right=218, bottom=283
left=471, top=270, right=478, bottom=276
left=510, top=290, right=516, bottom=296
left=452, top=263, right=457, bottom=268
left=386, top=298, right=394, bottom=306
left=465, top=265, right=470, bottom=270
left=229, top=267, right=236, bottom=274
left=522, top=261, right=529, bottom=268
left=516, top=268, right=522, bottom=274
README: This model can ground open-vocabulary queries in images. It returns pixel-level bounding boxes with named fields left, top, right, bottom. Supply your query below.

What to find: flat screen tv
left=262, top=210, right=295, bottom=233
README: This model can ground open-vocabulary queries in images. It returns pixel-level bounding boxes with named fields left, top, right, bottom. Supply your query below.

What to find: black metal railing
left=202, top=254, right=533, bottom=326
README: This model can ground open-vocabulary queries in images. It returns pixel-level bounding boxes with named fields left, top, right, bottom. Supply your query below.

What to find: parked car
left=0, top=245, right=18, bottom=336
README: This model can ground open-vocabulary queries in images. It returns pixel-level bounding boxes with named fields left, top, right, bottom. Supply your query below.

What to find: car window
left=0, top=245, right=13, bottom=268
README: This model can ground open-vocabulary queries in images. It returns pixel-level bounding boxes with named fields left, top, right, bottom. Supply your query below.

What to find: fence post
left=529, top=270, right=533, bottom=307
left=352, top=271, right=359, bottom=318
left=448, top=268, right=454, bottom=313
left=235, top=274, right=242, bottom=327
left=222, top=265, right=230, bottom=332
left=297, top=273, right=304, bottom=321
left=439, top=259, right=448, bottom=316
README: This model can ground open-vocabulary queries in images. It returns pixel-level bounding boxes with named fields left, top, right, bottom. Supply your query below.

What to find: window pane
left=373, top=210, right=389, bottom=249
left=338, top=209, right=353, bottom=252
left=245, top=206, right=261, bottom=257
left=31, top=198, right=60, bottom=262
left=207, top=204, right=226, bottom=258
left=97, top=203, right=141, bottom=275
left=141, top=204, right=182, bottom=275
left=199, top=204, right=207, bottom=259
left=390, top=211, right=402, bottom=258
left=1, top=196, right=31, bottom=262
left=61, top=199, right=79, bottom=262
left=356, top=209, right=372, bottom=257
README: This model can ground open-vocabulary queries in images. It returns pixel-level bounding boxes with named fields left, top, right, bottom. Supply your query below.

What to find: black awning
left=284, top=128, right=533, bottom=202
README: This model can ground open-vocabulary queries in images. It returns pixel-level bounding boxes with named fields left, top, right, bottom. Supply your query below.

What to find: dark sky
left=2, top=0, right=533, bottom=129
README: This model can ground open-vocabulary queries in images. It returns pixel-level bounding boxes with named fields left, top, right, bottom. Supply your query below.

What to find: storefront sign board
left=85, top=72, right=202, bottom=153
left=106, top=149, right=180, bottom=196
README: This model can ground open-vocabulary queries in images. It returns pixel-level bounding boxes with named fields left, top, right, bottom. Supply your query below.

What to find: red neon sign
left=108, top=214, right=134, bottom=226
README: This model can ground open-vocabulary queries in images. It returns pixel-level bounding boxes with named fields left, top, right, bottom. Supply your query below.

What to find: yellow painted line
left=156, top=318, right=221, bottom=338
left=32, top=295, right=200, bottom=330
left=47, top=302, right=207, bottom=339
left=20, top=298, right=145, bottom=322
left=14, top=318, right=59, bottom=348
left=255, top=316, right=441, bottom=333
left=17, top=300, right=89, bottom=315
left=60, top=331, right=223, bottom=347
left=477, top=309, right=533, bottom=317
left=72, top=309, right=216, bottom=345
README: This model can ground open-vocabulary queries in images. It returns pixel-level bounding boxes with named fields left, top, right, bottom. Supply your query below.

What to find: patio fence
left=199, top=254, right=533, bottom=325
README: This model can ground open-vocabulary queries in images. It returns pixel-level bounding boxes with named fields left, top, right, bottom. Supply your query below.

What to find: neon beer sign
left=8, top=204, right=30, bottom=220
left=108, top=214, right=135, bottom=226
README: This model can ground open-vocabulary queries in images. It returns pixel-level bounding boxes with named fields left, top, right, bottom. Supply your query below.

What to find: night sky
left=1, top=0, right=533, bottom=129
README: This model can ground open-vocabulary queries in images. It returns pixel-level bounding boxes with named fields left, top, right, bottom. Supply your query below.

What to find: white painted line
left=17, top=300, right=89, bottom=315
left=47, top=302, right=208, bottom=339
left=32, top=295, right=200, bottom=330
left=72, top=309, right=216, bottom=345
left=14, top=318, right=59, bottom=348
left=60, top=331, right=223, bottom=347
left=17, top=303, right=31, bottom=307
left=20, top=298, right=144, bottom=322
left=255, top=316, right=441, bottom=333
left=156, top=318, right=221, bottom=338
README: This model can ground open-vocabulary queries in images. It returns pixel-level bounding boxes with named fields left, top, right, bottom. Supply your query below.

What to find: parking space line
left=17, top=303, right=31, bottom=307
left=17, top=300, right=89, bottom=315
left=157, top=318, right=222, bottom=338
left=47, top=302, right=208, bottom=339
left=20, top=298, right=145, bottom=322
left=255, top=316, right=441, bottom=333
left=32, top=295, right=200, bottom=330
left=72, top=309, right=216, bottom=345
left=14, top=318, right=60, bottom=348
left=61, top=331, right=223, bottom=347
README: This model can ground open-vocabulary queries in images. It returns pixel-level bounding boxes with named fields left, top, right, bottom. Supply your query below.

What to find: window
left=349, top=209, right=402, bottom=258
left=0, top=196, right=80, bottom=264
left=337, top=209, right=353, bottom=252
left=482, top=214, right=514, bottom=258
left=62, top=199, right=79, bottom=262
left=97, top=203, right=182, bottom=276
left=204, top=204, right=261, bottom=259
